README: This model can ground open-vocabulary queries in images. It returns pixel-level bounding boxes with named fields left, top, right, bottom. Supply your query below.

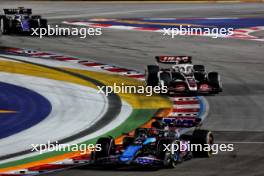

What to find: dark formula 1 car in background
left=0, top=7, right=48, bottom=34
left=145, top=56, right=223, bottom=94
left=92, top=121, right=214, bottom=168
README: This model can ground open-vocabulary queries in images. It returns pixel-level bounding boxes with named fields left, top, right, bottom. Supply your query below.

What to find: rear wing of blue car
left=155, top=56, right=192, bottom=64
left=4, top=8, right=32, bottom=15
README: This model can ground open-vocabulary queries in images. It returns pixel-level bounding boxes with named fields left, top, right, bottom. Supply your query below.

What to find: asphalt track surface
left=0, top=1, right=264, bottom=176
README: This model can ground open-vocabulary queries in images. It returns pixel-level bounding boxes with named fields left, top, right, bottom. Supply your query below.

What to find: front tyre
left=40, top=19, right=48, bottom=29
left=159, top=72, right=171, bottom=87
left=191, top=129, right=214, bottom=158
left=94, top=136, right=115, bottom=160
left=157, top=139, right=182, bottom=168
left=145, top=65, right=159, bottom=86
left=0, top=17, right=9, bottom=35
left=208, top=72, right=223, bottom=93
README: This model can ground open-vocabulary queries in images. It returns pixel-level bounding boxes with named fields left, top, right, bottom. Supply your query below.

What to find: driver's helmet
left=172, top=66, right=180, bottom=72
left=179, top=66, right=185, bottom=73
left=134, top=132, right=147, bottom=144
left=186, top=66, right=193, bottom=75
left=180, top=66, right=193, bottom=76
left=134, top=128, right=148, bottom=142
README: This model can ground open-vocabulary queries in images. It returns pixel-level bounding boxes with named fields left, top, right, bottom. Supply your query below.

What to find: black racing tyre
left=194, top=72, right=206, bottom=82
left=180, top=134, right=192, bottom=141
left=157, top=138, right=170, bottom=159
left=208, top=72, right=222, bottom=92
left=193, top=65, right=206, bottom=82
left=12, top=20, right=22, bottom=33
left=122, top=137, right=134, bottom=149
left=208, top=72, right=219, bottom=86
left=193, top=65, right=205, bottom=72
left=159, top=72, right=171, bottom=87
left=29, top=20, right=39, bottom=31
left=0, top=16, right=10, bottom=35
left=191, top=129, right=214, bottom=158
left=157, top=139, right=181, bottom=168
left=40, top=19, right=48, bottom=29
left=145, top=65, right=159, bottom=86
left=94, top=136, right=115, bottom=160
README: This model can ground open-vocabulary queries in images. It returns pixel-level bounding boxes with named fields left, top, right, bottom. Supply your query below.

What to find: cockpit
left=14, top=15, right=22, bottom=20
left=172, top=64, right=193, bottom=76
left=13, top=14, right=30, bottom=21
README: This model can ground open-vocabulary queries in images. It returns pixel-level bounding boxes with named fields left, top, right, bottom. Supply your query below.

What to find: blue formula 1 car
left=92, top=123, right=214, bottom=168
left=0, top=7, right=48, bottom=34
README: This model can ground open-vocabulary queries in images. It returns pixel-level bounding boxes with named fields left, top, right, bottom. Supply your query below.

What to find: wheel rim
left=169, top=140, right=181, bottom=167
left=171, top=153, right=178, bottom=167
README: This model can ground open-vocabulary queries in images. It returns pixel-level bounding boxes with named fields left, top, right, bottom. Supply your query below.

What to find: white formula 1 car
left=145, top=56, right=223, bottom=94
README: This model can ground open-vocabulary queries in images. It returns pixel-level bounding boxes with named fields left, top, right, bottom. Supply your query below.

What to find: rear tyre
left=159, top=72, right=171, bottom=87
left=0, top=17, right=10, bottom=35
left=208, top=72, right=222, bottom=92
left=157, top=139, right=181, bottom=168
left=40, top=19, right=48, bottom=29
left=193, top=65, right=206, bottom=82
left=145, top=65, right=159, bottom=86
left=29, top=20, right=39, bottom=31
left=191, top=130, right=214, bottom=158
left=94, top=136, right=115, bottom=160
